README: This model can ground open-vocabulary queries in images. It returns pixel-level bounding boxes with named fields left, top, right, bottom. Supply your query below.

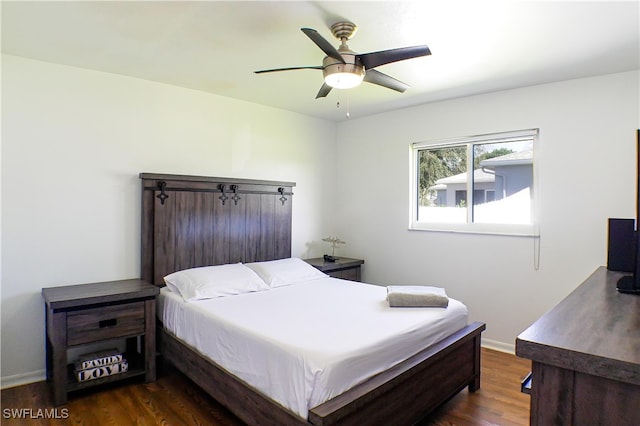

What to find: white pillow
left=163, top=263, right=270, bottom=302
left=245, top=257, right=327, bottom=288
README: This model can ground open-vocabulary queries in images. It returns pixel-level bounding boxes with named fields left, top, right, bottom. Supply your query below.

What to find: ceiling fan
left=255, top=22, right=431, bottom=99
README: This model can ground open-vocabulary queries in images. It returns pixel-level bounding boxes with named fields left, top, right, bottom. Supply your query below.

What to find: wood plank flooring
left=1, top=348, right=531, bottom=425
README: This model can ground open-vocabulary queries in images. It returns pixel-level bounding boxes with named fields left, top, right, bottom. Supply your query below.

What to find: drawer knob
left=99, top=318, right=118, bottom=328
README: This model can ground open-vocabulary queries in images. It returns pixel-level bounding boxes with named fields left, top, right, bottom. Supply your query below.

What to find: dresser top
left=42, top=279, right=159, bottom=310
left=516, top=266, right=640, bottom=385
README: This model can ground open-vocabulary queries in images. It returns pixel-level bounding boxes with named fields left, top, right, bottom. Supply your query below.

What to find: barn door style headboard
left=140, top=173, right=295, bottom=285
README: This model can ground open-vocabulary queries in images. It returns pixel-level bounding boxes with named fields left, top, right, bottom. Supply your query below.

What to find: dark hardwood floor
left=1, top=348, right=531, bottom=425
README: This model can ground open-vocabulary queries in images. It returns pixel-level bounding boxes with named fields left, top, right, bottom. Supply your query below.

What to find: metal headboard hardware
left=218, top=184, right=229, bottom=206
left=156, top=181, right=169, bottom=205
left=278, top=187, right=288, bottom=205
left=231, top=185, right=241, bottom=206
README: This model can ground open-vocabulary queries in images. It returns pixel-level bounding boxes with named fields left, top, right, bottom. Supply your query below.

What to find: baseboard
left=481, top=338, right=515, bottom=355
left=1, top=369, right=46, bottom=390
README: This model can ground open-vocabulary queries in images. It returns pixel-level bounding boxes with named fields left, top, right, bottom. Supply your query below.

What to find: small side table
left=42, top=279, right=159, bottom=405
left=304, top=257, right=364, bottom=282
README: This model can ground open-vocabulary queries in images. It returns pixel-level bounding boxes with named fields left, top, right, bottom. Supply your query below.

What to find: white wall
left=334, top=70, right=640, bottom=352
left=0, top=55, right=337, bottom=385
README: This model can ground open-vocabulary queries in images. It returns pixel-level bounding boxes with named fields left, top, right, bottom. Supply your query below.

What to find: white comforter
left=158, top=277, right=468, bottom=419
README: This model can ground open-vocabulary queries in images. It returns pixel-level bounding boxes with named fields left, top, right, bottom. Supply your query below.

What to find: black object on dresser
left=42, top=279, right=159, bottom=405
left=304, top=257, right=364, bottom=281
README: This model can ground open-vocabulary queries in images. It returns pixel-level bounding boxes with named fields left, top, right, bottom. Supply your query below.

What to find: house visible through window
left=410, top=129, right=538, bottom=235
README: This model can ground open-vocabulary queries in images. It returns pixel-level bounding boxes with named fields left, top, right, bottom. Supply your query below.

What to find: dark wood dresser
left=42, top=279, right=159, bottom=405
left=304, top=257, right=364, bottom=281
left=516, top=267, right=640, bottom=425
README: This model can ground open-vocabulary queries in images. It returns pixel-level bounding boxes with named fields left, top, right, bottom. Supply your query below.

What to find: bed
left=140, top=173, right=485, bottom=425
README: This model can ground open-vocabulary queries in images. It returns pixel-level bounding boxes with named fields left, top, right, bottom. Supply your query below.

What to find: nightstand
left=304, top=257, right=364, bottom=281
left=42, top=279, right=159, bottom=405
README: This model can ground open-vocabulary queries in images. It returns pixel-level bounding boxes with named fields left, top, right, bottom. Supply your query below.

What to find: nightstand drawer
left=329, top=268, right=360, bottom=281
left=67, top=302, right=145, bottom=346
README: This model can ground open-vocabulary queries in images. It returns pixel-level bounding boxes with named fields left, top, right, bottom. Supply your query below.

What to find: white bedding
left=158, top=277, right=468, bottom=419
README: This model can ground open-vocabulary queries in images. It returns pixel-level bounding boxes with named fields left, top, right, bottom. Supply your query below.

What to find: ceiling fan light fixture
left=323, top=62, right=365, bottom=89
left=256, top=21, right=430, bottom=99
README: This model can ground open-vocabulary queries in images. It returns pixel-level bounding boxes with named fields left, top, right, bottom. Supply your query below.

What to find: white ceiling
left=2, top=1, right=639, bottom=122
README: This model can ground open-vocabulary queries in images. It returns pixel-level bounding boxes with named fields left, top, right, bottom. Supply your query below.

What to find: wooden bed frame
left=140, top=173, right=485, bottom=425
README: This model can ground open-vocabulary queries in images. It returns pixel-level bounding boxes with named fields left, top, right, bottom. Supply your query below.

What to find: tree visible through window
left=411, top=129, right=538, bottom=233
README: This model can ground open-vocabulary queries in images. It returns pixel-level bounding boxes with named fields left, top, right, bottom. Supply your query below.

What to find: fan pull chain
left=336, top=97, right=351, bottom=119
left=346, top=93, right=351, bottom=119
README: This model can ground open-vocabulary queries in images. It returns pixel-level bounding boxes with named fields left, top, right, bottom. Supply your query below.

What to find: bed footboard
left=160, top=321, right=485, bottom=426
left=308, top=321, right=485, bottom=425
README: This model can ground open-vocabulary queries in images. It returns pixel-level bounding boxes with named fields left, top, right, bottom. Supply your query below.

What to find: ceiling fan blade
left=357, top=45, right=431, bottom=70
left=254, top=66, right=322, bottom=74
left=301, top=28, right=345, bottom=64
left=315, top=83, right=332, bottom=99
left=363, top=69, right=409, bottom=93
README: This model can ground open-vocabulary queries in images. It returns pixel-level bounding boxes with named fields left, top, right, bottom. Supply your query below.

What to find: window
left=410, top=129, right=538, bottom=235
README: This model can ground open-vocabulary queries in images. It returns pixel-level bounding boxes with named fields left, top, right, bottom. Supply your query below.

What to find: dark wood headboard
left=140, top=173, right=295, bottom=286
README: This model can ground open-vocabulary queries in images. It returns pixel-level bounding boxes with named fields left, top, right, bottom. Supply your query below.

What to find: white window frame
left=409, top=129, right=539, bottom=236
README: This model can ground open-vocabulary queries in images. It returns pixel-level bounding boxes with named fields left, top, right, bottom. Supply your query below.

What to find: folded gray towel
left=386, top=285, right=449, bottom=308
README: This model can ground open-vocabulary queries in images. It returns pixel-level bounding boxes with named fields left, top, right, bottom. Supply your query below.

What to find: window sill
left=409, top=222, right=538, bottom=237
